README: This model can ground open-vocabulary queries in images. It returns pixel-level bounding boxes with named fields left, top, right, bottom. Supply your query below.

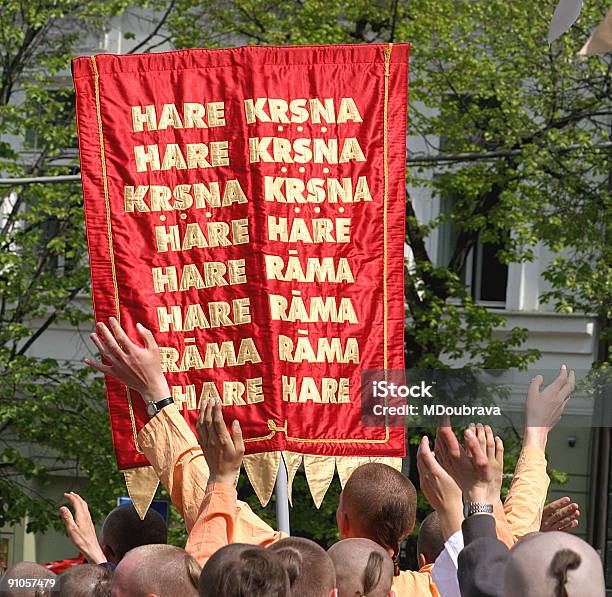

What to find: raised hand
left=540, top=497, right=580, bottom=532
left=85, top=317, right=170, bottom=404
left=59, top=492, right=107, bottom=564
left=435, top=425, right=504, bottom=504
left=470, top=423, right=504, bottom=503
left=524, top=364, right=575, bottom=449
left=196, top=398, right=244, bottom=486
left=417, top=435, right=464, bottom=539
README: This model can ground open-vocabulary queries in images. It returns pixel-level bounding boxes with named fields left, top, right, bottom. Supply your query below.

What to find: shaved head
left=0, top=562, right=56, bottom=597
left=417, top=511, right=445, bottom=565
left=59, top=564, right=112, bottom=597
left=328, top=539, right=393, bottom=597
left=100, top=504, right=167, bottom=563
left=270, top=537, right=336, bottom=597
left=199, top=543, right=290, bottom=597
left=112, top=544, right=199, bottom=597
left=340, top=463, right=416, bottom=573
left=505, top=532, right=604, bottom=597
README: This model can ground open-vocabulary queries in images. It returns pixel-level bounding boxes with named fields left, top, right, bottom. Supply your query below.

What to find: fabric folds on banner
left=73, top=44, right=409, bottom=475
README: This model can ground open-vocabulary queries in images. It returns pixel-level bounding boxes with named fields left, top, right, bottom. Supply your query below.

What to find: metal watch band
left=464, top=501, right=494, bottom=517
left=146, top=397, right=174, bottom=417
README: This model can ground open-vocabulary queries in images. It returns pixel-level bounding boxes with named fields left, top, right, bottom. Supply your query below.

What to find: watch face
left=146, top=402, right=157, bottom=416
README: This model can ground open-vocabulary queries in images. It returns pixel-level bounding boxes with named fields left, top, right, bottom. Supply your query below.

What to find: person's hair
left=417, top=511, right=445, bottom=565
left=199, top=544, right=290, bottom=597
left=328, top=538, right=393, bottom=597
left=362, top=551, right=385, bottom=596
left=342, top=463, right=416, bottom=575
left=100, top=504, right=167, bottom=561
left=114, top=544, right=199, bottom=597
left=549, top=549, right=582, bottom=597
left=59, top=564, right=112, bottom=597
left=270, top=537, right=336, bottom=597
left=0, top=562, right=56, bottom=597
left=269, top=546, right=302, bottom=587
left=505, top=532, right=605, bottom=597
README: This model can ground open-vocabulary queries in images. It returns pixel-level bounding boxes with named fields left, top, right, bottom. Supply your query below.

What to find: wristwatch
left=463, top=501, right=494, bottom=518
left=146, top=397, right=174, bottom=417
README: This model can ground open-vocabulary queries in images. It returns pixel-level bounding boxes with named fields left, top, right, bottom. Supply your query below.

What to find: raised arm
left=185, top=398, right=244, bottom=565
left=437, top=427, right=509, bottom=597
left=504, top=365, right=575, bottom=538
left=86, top=318, right=171, bottom=405
left=86, top=318, right=210, bottom=530
left=87, top=318, right=283, bottom=546
left=417, top=435, right=463, bottom=541
left=540, top=497, right=580, bottom=532
left=416, top=435, right=464, bottom=597
left=435, top=423, right=515, bottom=547
left=59, top=492, right=107, bottom=565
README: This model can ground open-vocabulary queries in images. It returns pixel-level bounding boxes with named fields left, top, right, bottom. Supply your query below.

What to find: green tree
left=0, top=0, right=174, bottom=533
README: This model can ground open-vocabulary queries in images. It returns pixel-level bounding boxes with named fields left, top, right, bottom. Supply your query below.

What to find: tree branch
left=389, top=0, right=400, bottom=43
left=126, top=0, right=176, bottom=54
left=16, top=285, right=84, bottom=357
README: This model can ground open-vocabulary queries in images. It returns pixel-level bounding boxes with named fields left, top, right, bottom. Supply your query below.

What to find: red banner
left=73, top=44, right=409, bottom=470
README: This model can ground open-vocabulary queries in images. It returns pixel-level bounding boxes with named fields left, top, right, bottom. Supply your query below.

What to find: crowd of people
left=0, top=318, right=602, bottom=597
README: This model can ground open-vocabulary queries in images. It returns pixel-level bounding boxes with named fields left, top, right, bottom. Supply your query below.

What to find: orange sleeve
left=138, top=405, right=285, bottom=547
left=503, top=444, right=550, bottom=539
left=185, top=483, right=238, bottom=566
left=392, top=569, right=440, bottom=596
left=138, top=404, right=209, bottom=532
left=493, top=502, right=516, bottom=547
left=184, top=482, right=285, bottom=565
left=233, top=501, right=285, bottom=547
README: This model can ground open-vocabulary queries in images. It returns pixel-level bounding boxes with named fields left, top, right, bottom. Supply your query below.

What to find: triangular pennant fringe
left=243, top=452, right=404, bottom=508
left=243, top=451, right=281, bottom=507
left=336, top=456, right=373, bottom=488
left=123, top=465, right=159, bottom=520
left=281, top=451, right=303, bottom=506
left=121, top=454, right=403, bottom=520
left=303, top=454, right=336, bottom=508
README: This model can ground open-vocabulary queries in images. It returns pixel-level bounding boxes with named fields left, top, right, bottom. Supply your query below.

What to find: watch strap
left=155, top=397, right=174, bottom=410
left=146, top=397, right=174, bottom=416
left=464, top=501, right=494, bottom=517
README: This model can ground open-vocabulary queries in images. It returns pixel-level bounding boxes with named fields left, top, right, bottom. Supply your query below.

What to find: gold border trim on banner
left=91, top=44, right=395, bottom=455
left=243, top=418, right=389, bottom=444
left=91, top=56, right=142, bottom=453
left=382, top=43, right=391, bottom=370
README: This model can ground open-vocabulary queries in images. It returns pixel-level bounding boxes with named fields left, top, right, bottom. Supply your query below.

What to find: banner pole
left=275, top=457, right=291, bottom=535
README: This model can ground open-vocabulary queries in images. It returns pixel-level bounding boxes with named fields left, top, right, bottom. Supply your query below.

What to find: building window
left=436, top=89, right=509, bottom=307
left=0, top=536, right=10, bottom=571
left=437, top=195, right=508, bottom=307
left=465, top=240, right=508, bottom=306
